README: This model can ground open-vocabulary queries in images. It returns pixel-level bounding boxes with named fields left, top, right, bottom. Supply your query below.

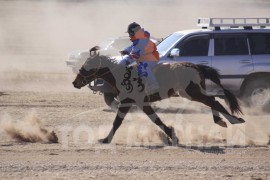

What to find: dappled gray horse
left=73, top=46, right=245, bottom=144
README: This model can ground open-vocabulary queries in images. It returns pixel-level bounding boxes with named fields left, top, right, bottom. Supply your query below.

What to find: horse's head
left=72, top=46, right=111, bottom=89
left=72, top=67, right=99, bottom=89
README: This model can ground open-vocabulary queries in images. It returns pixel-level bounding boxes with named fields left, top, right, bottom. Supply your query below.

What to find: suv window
left=249, top=33, right=270, bottom=55
left=214, top=34, right=249, bottom=56
left=176, top=35, right=209, bottom=56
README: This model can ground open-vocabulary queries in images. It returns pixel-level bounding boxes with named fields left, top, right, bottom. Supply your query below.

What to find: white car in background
left=66, top=36, right=132, bottom=74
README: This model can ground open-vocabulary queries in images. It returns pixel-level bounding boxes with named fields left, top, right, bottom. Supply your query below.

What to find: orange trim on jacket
left=125, top=28, right=159, bottom=63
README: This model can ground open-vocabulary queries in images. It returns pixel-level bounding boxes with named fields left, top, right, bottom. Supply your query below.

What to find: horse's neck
left=98, top=57, right=149, bottom=95
left=98, top=58, right=126, bottom=93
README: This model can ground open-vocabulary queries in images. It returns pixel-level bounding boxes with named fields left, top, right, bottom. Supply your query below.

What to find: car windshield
left=99, top=37, right=131, bottom=56
left=157, top=33, right=184, bottom=56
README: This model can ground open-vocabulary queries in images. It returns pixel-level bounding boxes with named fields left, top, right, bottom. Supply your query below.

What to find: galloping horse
left=73, top=46, right=245, bottom=144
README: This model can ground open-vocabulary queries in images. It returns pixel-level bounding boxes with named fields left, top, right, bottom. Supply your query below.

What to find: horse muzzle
left=72, top=81, right=82, bottom=89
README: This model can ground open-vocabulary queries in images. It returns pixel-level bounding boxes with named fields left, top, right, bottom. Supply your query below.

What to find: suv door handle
left=239, top=60, right=251, bottom=64
left=199, top=61, right=209, bottom=65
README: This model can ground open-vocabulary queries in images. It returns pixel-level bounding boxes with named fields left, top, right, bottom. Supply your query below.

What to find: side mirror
left=170, top=48, right=180, bottom=57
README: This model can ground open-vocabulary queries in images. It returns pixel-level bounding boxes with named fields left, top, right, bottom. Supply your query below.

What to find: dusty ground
left=0, top=90, right=269, bottom=179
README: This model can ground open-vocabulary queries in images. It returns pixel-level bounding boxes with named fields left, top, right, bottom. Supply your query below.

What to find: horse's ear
left=89, top=46, right=100, bottom=57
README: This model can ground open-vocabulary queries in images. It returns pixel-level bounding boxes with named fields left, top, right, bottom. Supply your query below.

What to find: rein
left=79, top=57, right=122, bottom=88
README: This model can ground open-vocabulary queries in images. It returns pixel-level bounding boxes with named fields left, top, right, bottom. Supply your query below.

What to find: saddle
left=153, top=62, right=171, bottom=74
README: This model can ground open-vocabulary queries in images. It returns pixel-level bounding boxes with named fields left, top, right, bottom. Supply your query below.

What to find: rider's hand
left=120, top=50, right=129, bottom=56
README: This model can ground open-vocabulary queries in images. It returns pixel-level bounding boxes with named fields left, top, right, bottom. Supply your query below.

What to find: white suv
left=158, top=18, right=270, bottom=109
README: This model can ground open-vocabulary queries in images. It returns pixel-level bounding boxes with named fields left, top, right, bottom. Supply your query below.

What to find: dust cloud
left=0, top=109, right=58, bottom=143
left=1, top=0, right=270, bottom=86
left=75, top=99, right=269, bottom=147
left=114, top=104, right=270, bottom=146
left=79, top=115, right=269, bottom=147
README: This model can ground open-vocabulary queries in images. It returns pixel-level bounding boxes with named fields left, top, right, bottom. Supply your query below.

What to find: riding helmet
left=127, top=22, right=141, bottom=37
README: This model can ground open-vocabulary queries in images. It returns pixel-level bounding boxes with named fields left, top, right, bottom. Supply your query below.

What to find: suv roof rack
left=197, top=18, right=270, bottom=30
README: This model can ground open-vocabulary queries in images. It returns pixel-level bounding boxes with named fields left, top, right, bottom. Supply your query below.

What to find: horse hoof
left=238, top=118, right=245, bottom=123
left=165, top=126, right=179, bottom=146
left=98, top=138, right=110, bottom=144
left=172, top=137, right=179, bottom=146
left=167, top=137, right=172, bottom=146
left=228, top=115, right=246, bottom=124
left=216, top=120, right=228, bottom=128
left=171, top=127, right=179, bottom=146
left=167, top=137, right=179, bottom=146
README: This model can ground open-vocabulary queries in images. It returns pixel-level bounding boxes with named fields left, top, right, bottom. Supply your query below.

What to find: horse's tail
left=197, top=64, right=243, bottom=115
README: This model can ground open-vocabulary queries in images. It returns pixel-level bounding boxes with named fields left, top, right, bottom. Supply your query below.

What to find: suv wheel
left=103, top=93, right=119, bottom=109
left=242, top=78, right=270, bottom=107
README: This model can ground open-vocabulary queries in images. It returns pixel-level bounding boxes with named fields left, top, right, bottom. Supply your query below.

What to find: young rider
left=119, top=22, right=159, bottom=95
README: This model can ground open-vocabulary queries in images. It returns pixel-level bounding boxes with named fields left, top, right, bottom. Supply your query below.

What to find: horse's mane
left=92, top=46, right=120, bottom=65
left=99, top=55, right=120, bottom=66
left=83, top=54, right=121, bottom=71
left=83, top=45, right=121, bottom=70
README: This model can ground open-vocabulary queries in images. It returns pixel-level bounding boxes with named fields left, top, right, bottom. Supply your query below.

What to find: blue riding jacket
left=123, top=28, right=159, bottom=63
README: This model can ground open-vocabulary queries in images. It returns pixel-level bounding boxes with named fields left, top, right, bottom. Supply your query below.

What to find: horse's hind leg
left=210, top=97, right=228, bottom=127
left=99, top=102, right=131, bottom=144
left=186, top=81, right=244, bottom=125
left=140, top=105, right=179, bottom=145
left=199, top=79, right=227, bottom=127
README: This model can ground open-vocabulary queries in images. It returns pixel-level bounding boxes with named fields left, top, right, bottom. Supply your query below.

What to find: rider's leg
left=119, top=57, right=133, bottom=66
left=137, top=61, right=159, bottom=95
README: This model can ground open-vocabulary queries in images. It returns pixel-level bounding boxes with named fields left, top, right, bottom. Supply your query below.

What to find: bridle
left=78, top=60, right=102, bottom=85
left=78, top=55, right=118, bottom=87
left=75, top=46, right=123, bottom=90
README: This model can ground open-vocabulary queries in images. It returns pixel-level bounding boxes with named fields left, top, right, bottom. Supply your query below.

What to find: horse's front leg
left=140, top=105, right=179, bottom=145
left=99, top=103, right=131, bottom=144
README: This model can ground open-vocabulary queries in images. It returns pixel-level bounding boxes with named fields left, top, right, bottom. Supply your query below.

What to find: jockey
left=119, top=22, right=159, bottom=95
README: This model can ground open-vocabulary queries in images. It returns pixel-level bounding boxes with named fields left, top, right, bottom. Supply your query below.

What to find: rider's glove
left=120, top=50, right=129, bottom=56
